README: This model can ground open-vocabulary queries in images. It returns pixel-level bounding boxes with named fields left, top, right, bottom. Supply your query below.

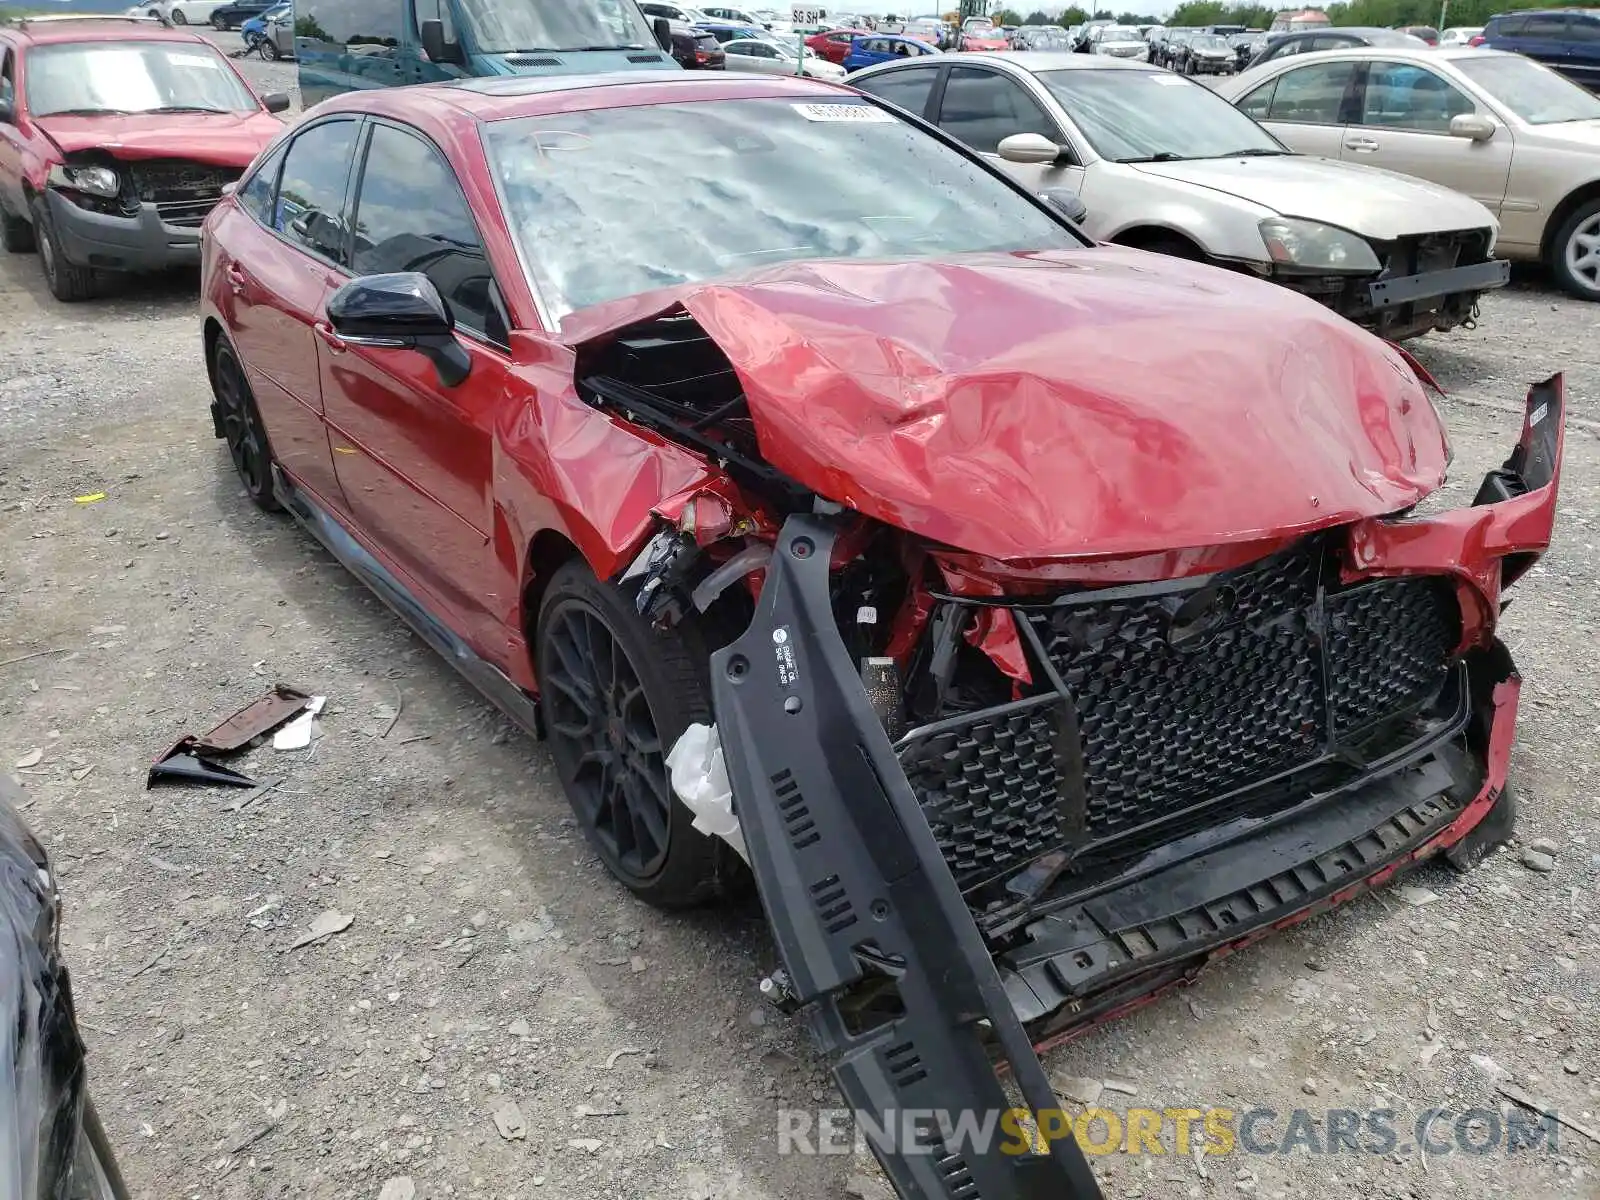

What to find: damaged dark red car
left=198, top=72, right=1564, bottom=1200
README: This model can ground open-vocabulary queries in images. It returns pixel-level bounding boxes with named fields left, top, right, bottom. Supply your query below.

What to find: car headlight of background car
left=1258, top=217, right=1381, bottom=274
left=47, top=163, right=121, bottom=199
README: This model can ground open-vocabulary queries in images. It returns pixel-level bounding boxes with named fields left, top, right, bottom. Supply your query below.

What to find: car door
left=0, top=42, right=25, bottom=219
left=930, top=65, right=1083, bottom=194
left=320, top=118, right=512, bottom=635
left=1565, top=12, right=1600, bottom=90
left=1348, top=59, right=1512, bottom=214
left=217, top=118, right=361, bottom=512
left=1236, top=58, right=1360, bottom=159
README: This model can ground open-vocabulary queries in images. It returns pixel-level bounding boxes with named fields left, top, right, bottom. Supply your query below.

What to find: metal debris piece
left=146, top=746, right=258, bottom=790
left=195, top=684, right=312, bottom=754
left=288, top=910, right=354, bottom=951
left=222, top=776, right=285, bottom=814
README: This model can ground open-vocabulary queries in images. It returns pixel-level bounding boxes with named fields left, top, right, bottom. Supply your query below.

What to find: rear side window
left=853, top=65, right=939, bottom=118
left=1569, top=14, right=1600, bottom=41
left=1492, top=14, right=1526, bottom=35
left=237, top=140, right=287, bottom=224
left=1257, top=60, right=1358, bottom=124
left=1523, top=12, right=1568, bottom=37
left=351, top=122, right=505, bottom=345
left=275, top=119, right=359, bottom=265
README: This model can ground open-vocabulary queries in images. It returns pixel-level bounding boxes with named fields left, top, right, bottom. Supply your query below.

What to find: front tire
left=211, top=11, right=227, bottom=28
left=30, top=198, right=94, bottom=302
left=1550, top=198, right=1600, bottom=302
left=170, top=7, right=187, bottom=22
left=537, top=560, right=740, bottom=909
left=0, top=199, right=33, bottom=254
left=262, top=36, right=281, bottom=59
left=209, top=335, right=282, bottom=510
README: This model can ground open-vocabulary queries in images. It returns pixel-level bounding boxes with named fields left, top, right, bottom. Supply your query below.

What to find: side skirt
left=272, top=466, right=543, bottom=739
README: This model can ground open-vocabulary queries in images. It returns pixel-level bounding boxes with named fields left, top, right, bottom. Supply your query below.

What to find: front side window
left=1523, top=13, right=1567, bottom=37
left=453, top=0, right=658, bottom=53
left=937, top=67, right=1059, bottom=155
left=851, top=65, right=938, bottom=118
left=295, top=0, right=402, bottom=48
left=482, top=97, right=1085, bottom=321
left=1037, top=67, right=1286, bottom=160
left=23, top=40, right=257, bottom=117
left=1455, top=52, right=1600, bottom=123
left=1568, top=14, right=1600, bottom=41
left=237, top=140, right=287, bottom=224
left=1494, top=14, right=1527, bottom=35
left=352, top=123, right=503, bottom=343
left=0, top=47, right=14, bottom=114
left=1360, top=62, right=1475, bottom=131
left=275, top=119, right=359, bottom=265
left=1252, top=60, right=1358, bottom=125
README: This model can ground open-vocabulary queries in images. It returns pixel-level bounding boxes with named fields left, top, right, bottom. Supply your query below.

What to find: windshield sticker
left=791, top=103, right=896, bottom=123
left=1149, top=75, right=1189, bottom=85
left=168, top=52, right=222, bottom=68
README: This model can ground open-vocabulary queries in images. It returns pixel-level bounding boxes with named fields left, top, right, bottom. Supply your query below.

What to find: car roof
left=938, top=50, right=1158, bottom=73
left=3, top=16, right=212, bottom=45
left=1240, top=45, right=1523, bottom=70
left=1492, top=5, right=1600, bottom=13
left=316, top=70, right=851, bottom=124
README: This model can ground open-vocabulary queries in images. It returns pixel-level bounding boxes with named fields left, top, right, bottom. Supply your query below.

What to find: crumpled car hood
left=564, top=247, right=1449, bottom=561
left=33, top=111, right=282, bottom=166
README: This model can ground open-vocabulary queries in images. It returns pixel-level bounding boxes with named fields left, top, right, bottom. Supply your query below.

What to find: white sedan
left=140, top=0, right=226, bottom=24
left=849, top=51, right=1509, bottom=339
left=721, top=38, right=846, bottom=80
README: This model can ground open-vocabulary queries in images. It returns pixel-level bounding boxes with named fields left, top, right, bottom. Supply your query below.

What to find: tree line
left=968, top=0, right=1592, bottom=28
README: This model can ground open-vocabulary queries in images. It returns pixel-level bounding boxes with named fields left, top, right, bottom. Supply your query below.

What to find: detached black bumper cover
left=711, top=516, right=1103, bottom=1200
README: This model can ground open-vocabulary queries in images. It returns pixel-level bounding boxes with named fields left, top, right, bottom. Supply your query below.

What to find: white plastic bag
left=666, top=723, right=748, bottom=863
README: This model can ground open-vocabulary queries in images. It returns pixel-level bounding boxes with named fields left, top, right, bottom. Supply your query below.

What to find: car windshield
left=483, top=98, right=1084, bottom=320
left=1455, top=53, right=1600, bottom=124
left=1100, top=27, right=1141, bottom=42
left=454, top=0, right=657, bottom=53
left=1036, top=67, right=1287, bottom=161
left=23, top=41, right=258, bottom=117
left=1190, top=34, right=1228, bottom=49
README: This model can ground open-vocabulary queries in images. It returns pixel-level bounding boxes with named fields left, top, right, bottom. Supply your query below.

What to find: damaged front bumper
left=710, top=378, right=1563, bottom=1199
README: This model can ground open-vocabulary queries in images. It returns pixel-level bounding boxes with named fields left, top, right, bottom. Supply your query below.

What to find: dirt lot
left=2, top=35, right=1600, bottom=1200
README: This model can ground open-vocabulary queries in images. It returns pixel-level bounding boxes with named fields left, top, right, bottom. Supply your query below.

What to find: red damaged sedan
left=0, top=15, right=288, bottom=301
left=199, top=72, right=1563, bottom=1199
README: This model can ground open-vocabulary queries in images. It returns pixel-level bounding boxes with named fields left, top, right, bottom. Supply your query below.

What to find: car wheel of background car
left=1551, top=199, right=1600, bottom=302
left=170, top=8, right=187, bottom=22
left=211, top=12, right=227, bottom=28
left=536, top=560, right=740, bottom=910
left=30, top=198, right=95, bottom=303
left=0, top=200, right=34, bottom=254
left=210, top=336, right=282, bottom=511
left=263, top=37, right=281, bottom=59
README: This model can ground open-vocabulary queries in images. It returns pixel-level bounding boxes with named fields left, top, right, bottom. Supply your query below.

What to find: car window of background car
left=1521, top=12, right=1567, bottom=37
left=1360, top=62, right=1475, bottom=131
left=1037, top=68, right=1283, bottom=161
left=852, top=65, right=938, bottom=116
left=275, top=119, right=358, bottom=265
left=237, top=139, right=287, bottom=225
left=449, top=0, right=655, bottom=54
left=1242, top=60, right=1358, bottom=124
left=1568, top=13, right=1600, bottom=41
left=1455, top=52, right=1600, bottom=123
left=1491, top=13, right=1526, bottom=35
left=298, top=0, right=402, bottom=54
left=351, top=123, right=506, bottom=345
left=482, top=98, right=1084, bottom=321
left=0, top=46, right=14, bottom=114
left=23, top=42, right=257, bottom=117
left=937, top=67, right=1060, bottom=155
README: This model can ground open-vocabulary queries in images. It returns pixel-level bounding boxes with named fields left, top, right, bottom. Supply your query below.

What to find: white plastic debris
left=666, top=723, right=747, bottom=863
left=273, top=695, right=326, bottom=751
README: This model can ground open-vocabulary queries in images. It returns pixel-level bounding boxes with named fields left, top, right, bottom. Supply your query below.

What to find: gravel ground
left=2, top=35, right=1599, bottom=1200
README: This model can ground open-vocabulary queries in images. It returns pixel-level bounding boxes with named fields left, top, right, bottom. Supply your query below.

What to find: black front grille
left=155, top=197, right=220, bottom=227
left=898, top=698, right=1070, bottom=885
left=128, top=160, right=241, bottom=206
left=900, top=539, right=1462, bottom=885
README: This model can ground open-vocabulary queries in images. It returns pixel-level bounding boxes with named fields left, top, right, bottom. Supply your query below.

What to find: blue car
left=841, top=33, right=941, bottom=72
left=1482, top=8, right=1600, bottom=92
left=241, top=1, right=288, bottom=47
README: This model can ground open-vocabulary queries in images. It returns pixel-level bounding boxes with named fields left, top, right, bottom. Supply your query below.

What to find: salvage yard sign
left=792, top=6, right=825, bottom=74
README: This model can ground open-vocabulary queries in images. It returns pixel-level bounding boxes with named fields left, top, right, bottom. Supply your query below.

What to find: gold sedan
left=1217, top=46, right=1600, bottom=300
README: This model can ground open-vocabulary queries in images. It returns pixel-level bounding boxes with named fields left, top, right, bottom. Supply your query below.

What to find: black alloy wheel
left=210, top=338, right=281, bottom=510
left=542, top=601, right=673, bottom=881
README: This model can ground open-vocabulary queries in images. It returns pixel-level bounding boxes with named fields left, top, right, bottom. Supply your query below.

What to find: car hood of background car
left=564, top=249, right=1448, bottom=562
left=33, top=110, right=282, bottom=164
left=1523, top=118, right=1600, bottom=151
left=1131, top=153, right=1495, bottom=240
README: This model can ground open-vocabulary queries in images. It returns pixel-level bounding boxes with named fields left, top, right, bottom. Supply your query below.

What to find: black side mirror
left=653, top=16, right=673, bottom=51
left=261, top=91, right=290, bottom=114
left=420, top=17, right=465, bottom=65
left=1040, top=188, right=1088, bottom=225
left=327, top=273, right=472, bottom=387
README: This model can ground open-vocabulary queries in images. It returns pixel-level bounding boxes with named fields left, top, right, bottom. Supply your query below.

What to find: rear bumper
left=713, top=377, right=1562, bottom=1199
left=45, top=190, right=203, bottom=273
